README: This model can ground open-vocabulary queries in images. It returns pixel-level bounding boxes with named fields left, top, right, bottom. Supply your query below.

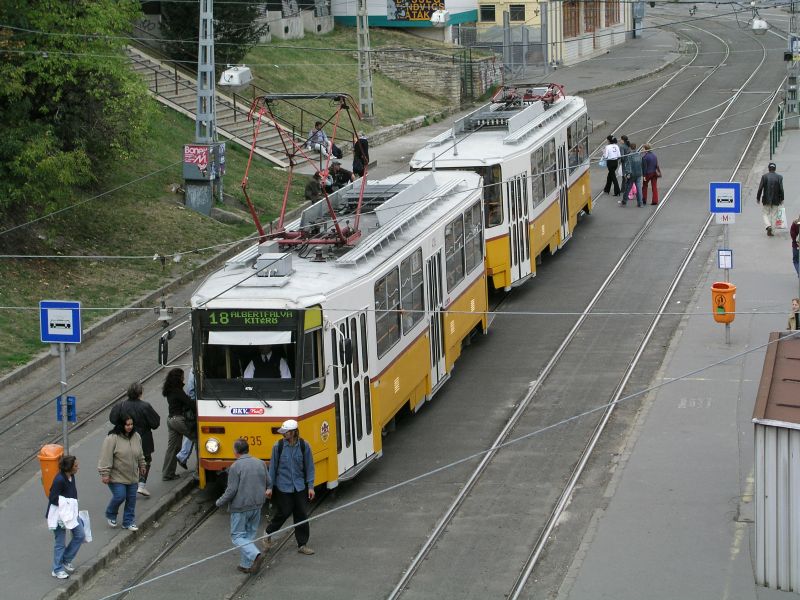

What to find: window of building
left=605, top=0, right=620, bottom=25
left=563, top=1, right=580, bottom=38
left=479, top=4, right=496, bottom=22
left=375, top=268, right=401, bottom=358
left=400, top=249, right=424, bottom=335
left=509, top=4, right=525, bottom=21
left=445, top=215, right=466, bottom=292
left=584, top=0, right=600, bottom=32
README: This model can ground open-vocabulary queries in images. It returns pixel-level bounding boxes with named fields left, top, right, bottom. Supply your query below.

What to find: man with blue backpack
left=264, top=419, right=316, bottom=555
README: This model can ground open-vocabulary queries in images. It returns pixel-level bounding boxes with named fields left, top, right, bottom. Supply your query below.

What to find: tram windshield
left=193, top=308, right=325, bottom=401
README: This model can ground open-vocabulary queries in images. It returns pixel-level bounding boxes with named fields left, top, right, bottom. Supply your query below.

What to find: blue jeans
left=177, top=437, right=194, bottom=463
left=53, top=521, right=85, bottom=572
left=106, top=482, right=137, bottom=527
left=230, top=508, right=261, bottom=568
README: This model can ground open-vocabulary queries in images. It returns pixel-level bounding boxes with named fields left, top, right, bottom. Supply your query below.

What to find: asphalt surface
left=2, top=11, right=792, bottom=599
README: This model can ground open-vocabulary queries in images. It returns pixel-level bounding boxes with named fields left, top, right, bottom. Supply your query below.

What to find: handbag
left=628, top=182, right=638, bottom=200
left=775, top=205, right=788, bottom=230
left=598, top=158, right=607, bottom=168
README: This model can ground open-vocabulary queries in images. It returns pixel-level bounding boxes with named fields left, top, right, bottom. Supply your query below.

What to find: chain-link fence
left=454, top=23, right=548, bottom=82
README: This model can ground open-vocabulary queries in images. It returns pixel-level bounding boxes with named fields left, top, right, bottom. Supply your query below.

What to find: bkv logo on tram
left=230, top=407, right=265, bottom=415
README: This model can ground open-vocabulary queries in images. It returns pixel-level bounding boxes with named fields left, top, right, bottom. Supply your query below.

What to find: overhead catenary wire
left=92, top=327, right=800, bottom=600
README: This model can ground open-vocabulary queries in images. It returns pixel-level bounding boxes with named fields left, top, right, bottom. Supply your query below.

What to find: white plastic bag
left=775, top=205, right=788, bottom=230
left=79, top=510, right=92, bottom=543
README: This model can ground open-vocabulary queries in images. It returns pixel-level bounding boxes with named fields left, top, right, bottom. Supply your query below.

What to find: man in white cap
left=757, top=161, right=785, bottom=236
left=264, top=419, right=316, bottom=555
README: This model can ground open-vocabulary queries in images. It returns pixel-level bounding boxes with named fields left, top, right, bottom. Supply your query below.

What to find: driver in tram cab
left=243, top=345, right=292, bottom=379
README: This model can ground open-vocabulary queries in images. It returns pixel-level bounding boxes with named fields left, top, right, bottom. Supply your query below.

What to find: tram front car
left=190, top=300, right=327, bottom=488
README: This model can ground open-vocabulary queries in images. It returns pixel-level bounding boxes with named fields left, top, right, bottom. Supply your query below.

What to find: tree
left=0, top=1, right=151, bottom=225
left=160, top=3, right=267, bottom=68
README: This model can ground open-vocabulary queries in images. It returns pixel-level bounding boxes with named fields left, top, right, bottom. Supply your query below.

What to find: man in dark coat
left=109, top=382, right=160, bottom=496
left=756, top=162, right=785, bottom=236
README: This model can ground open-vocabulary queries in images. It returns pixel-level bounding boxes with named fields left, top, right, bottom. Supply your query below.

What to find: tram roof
left=409, top=94, right=586, bottom=169
left=191, top=170, right=483, bottom=311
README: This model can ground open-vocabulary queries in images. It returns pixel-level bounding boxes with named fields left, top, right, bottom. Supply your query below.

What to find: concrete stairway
left=126, top=46, right=290, bottom=168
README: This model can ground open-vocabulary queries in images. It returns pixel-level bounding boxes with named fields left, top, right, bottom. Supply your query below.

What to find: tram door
left=332, top=311, right=375, bottom=476
left=426, top=249, right=446, bottom=392
left=557, top=146, right=571, bottom=244
left=506, top=174, right=531, bottom=283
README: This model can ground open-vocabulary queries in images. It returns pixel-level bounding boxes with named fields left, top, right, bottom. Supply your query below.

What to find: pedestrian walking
left=352, top=131, right=369, bottom=177
left=621, top=143, right=644, bottom=207
left=98, top=414, right=146, bottom=531
left=161, top=367, right=196, bottom=481
left=619, top=135, right=632, bottom=199
left=789, top=298, right=800, bottom=330
left=264, top=419, right=316, bottom=555
left=109, top=382, right=160, bottom=497
left=176, top=368, right=196, bottom=471
left=602, top=135, right=621, bottom=196
left=47, top=455, right=86, bottom=579
left=756, top=162, right=785, bottom=237
left=641, top=144, right=661, bottom=205
left=791, top=213, right=800, bottom=277
left=215, top=438, right=269, bottom=574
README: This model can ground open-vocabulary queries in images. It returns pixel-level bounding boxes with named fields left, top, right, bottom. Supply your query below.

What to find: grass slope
left=0, top=27, right=456, bottom=374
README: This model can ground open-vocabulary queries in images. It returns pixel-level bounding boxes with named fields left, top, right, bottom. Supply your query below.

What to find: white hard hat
left=278, top=419, right=298, bottom=433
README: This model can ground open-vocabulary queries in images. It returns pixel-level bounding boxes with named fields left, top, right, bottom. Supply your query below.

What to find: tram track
left=0, top=344, right=191, bottom=486
left=388, top=18, right=778, bottom=599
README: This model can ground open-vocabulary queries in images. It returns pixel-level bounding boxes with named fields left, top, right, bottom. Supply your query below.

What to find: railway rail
left=389, top=18, right=780, bottom=599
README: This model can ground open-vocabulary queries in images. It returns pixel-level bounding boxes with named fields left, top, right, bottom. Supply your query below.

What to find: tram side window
left=375, top=269, right=401, bottom=358
left=445, top=215, right=466, bottom=292
left=530, top=147, right=545, bottom=208
left=300, top=327, right=324, bottom=398
left=400, top=248, right=424, bottom=335
left=544, top=139, right=557, bottom=195
left=464, top=202, right=483, bottom=274
left=482, top=164, right=503, bottom=227
left=569, top=116, right=588, bottom=173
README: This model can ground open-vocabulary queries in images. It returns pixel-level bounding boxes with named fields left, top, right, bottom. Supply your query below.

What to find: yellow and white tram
left=409, top=83, right=592, bottom=291
left=190, top=171, right=488, bottom=488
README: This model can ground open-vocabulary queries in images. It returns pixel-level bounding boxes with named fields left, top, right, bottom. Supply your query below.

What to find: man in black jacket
left=109, top=382, right=161, bottom=496
left=757, top=162, right=785, bottom=236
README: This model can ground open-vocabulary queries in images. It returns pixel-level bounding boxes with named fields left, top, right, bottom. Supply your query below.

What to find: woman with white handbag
left=46, top=455, right=86, bottom=579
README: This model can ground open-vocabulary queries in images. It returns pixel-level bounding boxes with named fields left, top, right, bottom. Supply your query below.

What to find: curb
left=42, top=477, right=198, bottom=600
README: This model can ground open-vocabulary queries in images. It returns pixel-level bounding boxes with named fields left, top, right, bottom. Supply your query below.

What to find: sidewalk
left=558, top=124, right=797, bottom=597
left=0, top=28, right=682, bottom=600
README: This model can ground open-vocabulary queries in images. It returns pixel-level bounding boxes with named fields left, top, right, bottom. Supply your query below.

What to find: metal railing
left=770, top=103, right=785, bottom=160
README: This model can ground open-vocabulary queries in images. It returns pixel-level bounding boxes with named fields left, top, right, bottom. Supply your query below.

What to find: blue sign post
left=709, top=183, right=741, bottom=345
left=40, top=300, right=82, bottom=452
left=709, top=182, right=742, bottom=214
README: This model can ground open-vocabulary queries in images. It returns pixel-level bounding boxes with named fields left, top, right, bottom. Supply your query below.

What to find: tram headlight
left=205, top=437, right=220, bottom=454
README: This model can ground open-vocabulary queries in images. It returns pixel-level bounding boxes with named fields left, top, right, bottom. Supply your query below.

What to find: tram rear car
left=190, top=171, right=487, bottom=488
left=410, top=83, right=592, bottom=292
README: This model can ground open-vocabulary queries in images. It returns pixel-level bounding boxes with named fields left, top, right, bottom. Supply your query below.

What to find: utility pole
left=183, top=0, right=226, bottom=214
left=357, top=0, right=374, bottom=120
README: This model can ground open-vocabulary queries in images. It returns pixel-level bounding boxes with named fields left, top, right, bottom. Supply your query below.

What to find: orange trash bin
left=38, top=444, right=63, bottom=497
left=712, top=281, right=736, bottom=324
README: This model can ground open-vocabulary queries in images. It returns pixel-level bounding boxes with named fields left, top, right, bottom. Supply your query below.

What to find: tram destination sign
left=200, top=309, right=298, bottom=328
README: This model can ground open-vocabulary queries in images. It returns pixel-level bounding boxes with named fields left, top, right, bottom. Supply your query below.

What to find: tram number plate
left=243, top=435, right=262, bottom=446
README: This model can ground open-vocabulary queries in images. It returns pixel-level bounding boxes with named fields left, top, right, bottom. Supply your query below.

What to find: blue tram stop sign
left=40, top=300, right=82, bottom=344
